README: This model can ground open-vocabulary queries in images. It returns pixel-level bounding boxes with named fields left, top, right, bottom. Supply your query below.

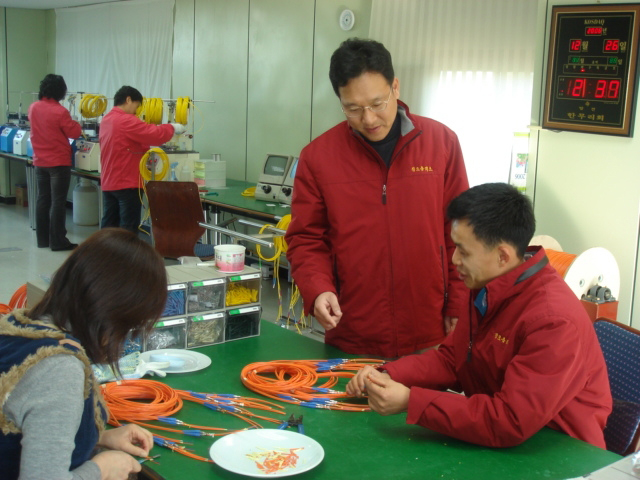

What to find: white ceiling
left=0, top=0, right=125, bottom=9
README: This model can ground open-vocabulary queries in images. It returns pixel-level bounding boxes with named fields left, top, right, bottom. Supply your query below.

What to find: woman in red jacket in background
left=28, top=74, right=82, bottom=251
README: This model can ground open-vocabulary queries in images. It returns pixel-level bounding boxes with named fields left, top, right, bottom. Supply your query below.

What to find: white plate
left=210, top=429, right=324, bottom=478
left=140, top=349, right=211, bottom=373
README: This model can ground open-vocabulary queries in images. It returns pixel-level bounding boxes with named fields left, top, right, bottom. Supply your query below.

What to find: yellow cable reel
left=175, top=96, right=190, bottom=125
left=139, top=148, right=170, bottom=181
left=80, top=94, right=107, bottom=118
left=136, top=98, right=164, bottom=124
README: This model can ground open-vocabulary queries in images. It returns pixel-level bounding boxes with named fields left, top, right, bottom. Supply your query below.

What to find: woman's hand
left=92, top=450, right=141, bottom=480
left=98, top=424, right=154, bottom=457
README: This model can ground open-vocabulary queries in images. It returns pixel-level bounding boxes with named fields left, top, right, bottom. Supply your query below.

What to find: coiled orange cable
left=102, top=379, right=183, bottom=423
left=0, top=284, right=28, bottom=315
left=241, top=359, right=385, bottom=412
left=546, top=249, right=577, bottom=278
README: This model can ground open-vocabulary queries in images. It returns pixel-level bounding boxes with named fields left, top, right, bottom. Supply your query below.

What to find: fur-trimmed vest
left=0, top=311, right=107, bottom=478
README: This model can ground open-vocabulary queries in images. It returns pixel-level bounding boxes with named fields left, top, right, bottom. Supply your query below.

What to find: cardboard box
left=15, top=186, right=27, bottom=207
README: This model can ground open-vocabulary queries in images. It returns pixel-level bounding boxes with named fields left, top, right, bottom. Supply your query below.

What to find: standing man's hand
left=444, top=316, right=458, bottom=335
left=170, top=123, right=186, bottom=135
left=313, top=291, right=342, bottom=330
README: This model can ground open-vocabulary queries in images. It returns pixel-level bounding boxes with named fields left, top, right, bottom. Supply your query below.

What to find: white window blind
left=55, top=0, right=174, bottom=103
left=369, top=0, right=538, bottom=186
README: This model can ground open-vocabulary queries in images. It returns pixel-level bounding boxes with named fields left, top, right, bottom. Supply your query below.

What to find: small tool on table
left=278, top=414, right=304, bottom=435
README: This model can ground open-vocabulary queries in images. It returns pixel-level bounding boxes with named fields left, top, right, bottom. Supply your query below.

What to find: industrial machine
left=255, top=154, right=295, bottom=202
left=152, top=150, right=200, bottom=181
left=0, top=126, right=18, bottom=153
left=75, top=139, right=101, bottom=171
left=275, top=156, right=298, bottom=205
left=12, top=129, right=30, bottom=156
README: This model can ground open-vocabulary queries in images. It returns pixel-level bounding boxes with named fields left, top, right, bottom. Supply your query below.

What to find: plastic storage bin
left=162, top=283, right=187, bottom=317
left=225, top=272, right=261, bottom=307
left=144, top=317, right=187, bottom=351
left=187, top=278, right=225, bottom=313
left=187, top=312, right=225, bottom=348
left=225, top=306, right=261, bottom=341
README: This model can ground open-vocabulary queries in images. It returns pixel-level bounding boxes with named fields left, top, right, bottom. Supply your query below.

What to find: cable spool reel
left=139, top=147, right=170, bottom=181
left=80, top=94, right=107, bottom=118
left=544, top=247, right=620, bottom=301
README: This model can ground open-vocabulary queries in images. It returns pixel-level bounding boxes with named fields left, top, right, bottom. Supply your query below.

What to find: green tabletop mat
left=137, top=321, right=620, bottom=480
left=201, top=179, right=292, bottom=220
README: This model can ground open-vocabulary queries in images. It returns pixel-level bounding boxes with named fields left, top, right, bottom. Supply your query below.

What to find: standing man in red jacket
left=347, top=183, right=612, bottom=448
left=99, top=86, right=184, bottom=234
left=285, top=38, right=469, bottom=358
left=28, top=74, right=82, bottom=251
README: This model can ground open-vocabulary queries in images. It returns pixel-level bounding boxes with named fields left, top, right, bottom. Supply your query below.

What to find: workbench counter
left=139, top=321, right=620, bottom=480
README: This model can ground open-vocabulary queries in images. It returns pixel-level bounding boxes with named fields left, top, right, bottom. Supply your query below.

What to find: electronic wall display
left=543, top=4, right=640, bottom=136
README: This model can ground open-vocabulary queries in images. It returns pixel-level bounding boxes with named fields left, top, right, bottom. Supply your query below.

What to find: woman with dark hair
left=28, top=73, right=82, bottom=251
left=0, top=228, right=169, bottom=479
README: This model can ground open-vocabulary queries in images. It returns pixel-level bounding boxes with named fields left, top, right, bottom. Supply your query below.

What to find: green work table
left=140, top=321, right=620, bottom=480
left=201, top=179, right=291, bottom=223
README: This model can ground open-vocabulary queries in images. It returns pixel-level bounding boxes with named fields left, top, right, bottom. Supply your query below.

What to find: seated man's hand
left=313, top=292, right=342, bottom=330
left=346, top=365, right=387, bottom=397
left=365, top=369, right=410, bottom=415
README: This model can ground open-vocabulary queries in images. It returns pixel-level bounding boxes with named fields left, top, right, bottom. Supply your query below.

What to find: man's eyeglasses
left=341, top=88, right=393, bottom=117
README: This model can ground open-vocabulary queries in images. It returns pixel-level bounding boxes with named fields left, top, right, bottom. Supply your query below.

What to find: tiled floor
left=0, top=201, right=322, bottom=342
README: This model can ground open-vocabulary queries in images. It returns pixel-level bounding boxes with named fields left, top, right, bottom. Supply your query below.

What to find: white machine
left=255, top=154, right=294, bottom=202
left=12, top=130, right=30, bottom=156
left=275, top=156, right=298, bottom=205
left=148, top=150, right=200, bottom=182
left=75, top=139, right=101, bottom=172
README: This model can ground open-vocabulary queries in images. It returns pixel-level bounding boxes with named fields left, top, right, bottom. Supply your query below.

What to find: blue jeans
left=101, top=189, right=142, bottom=235
left=35, top=166, right=73, bottom=249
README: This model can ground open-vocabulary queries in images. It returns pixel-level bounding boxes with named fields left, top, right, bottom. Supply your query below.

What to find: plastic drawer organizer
left=144, top=265, right=262, bottom=351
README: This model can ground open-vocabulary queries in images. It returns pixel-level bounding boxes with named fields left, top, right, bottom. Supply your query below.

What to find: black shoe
left=37, top=244, right=49, bottom=248
left=51, top=243, right=78, bottom=252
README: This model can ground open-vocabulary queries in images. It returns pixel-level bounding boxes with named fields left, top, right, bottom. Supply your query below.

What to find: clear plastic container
left=162, top=283, right=187, bottom=317
left=144, top=317, right=187, bottom=351
left=187, top=312, right=225, bottom=348
left=225, top=272, right=261, bottom=307
left=225, top=306, right=261, bottom=341
left=187, top=278, right=225, bottom=313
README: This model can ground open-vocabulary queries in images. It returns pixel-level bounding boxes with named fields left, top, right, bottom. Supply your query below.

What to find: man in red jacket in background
left=99, top=85, right=184, bottom=234
left=285, top=38, right=469, bottom=358
left=347, top=183, right=612, bottom=449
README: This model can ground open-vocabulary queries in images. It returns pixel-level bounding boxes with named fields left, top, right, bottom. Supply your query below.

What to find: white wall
left=530, top=0, right=640, bottom=327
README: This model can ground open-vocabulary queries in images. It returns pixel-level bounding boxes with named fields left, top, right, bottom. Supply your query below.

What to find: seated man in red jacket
left=347, top=182, right=612, bottom=448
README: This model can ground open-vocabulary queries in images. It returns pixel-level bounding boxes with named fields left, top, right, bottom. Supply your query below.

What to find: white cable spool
left=562, top=247, right=620, bottom=300
left=530, top=234, right=563, bottom=252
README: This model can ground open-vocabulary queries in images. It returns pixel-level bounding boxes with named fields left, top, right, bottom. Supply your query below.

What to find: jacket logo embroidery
left=494, top=332, right=509, bottom=345
left=411, top=166, right=433, bottom=172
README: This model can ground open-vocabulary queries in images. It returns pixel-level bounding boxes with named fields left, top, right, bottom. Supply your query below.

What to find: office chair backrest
left=146, top=181, right=206, bottom=259
left=594, top=318, right=640, bottom=455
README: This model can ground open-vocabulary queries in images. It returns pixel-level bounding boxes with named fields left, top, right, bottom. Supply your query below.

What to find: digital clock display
left=543, top=5, right=640, bottom=136
left=559, top=77, right=621, bottom=100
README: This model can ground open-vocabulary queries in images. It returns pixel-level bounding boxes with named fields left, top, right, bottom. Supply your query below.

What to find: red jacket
left=286, top=102, right=469, bottom=357
left=99, top=107, right=174, bottom=191
left=384, top=247, right=612, bottom=448
left=28, top=98, right=82, bottom=167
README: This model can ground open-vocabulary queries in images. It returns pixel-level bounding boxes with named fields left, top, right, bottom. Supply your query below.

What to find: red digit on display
left=595, top=79, right=606, bottom=98
left=570, top=39, right=581, bottom=51
left=571, top=78, right=586, bottom=97
left=607, top=79, right=620, bottom=99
